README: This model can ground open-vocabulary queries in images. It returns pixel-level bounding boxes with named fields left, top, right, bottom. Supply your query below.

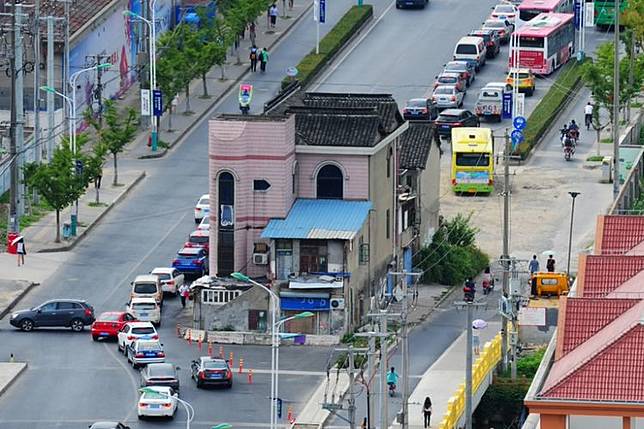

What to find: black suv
left=434, top=109, right=480, bottom=137
left=9, top=299, right=95, bottom=332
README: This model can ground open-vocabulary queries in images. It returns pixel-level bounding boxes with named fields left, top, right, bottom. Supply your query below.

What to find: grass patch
left=631, top=102, right=642, bottom=108
left=515, top=60, right=584, bottom=159
left=88, top=202, right=108, bottom=208
left=601, top=137, right=613, bottom=143
left=586, top=155, right=604, bottom=162
left=281, top=5, right=373, bottom=89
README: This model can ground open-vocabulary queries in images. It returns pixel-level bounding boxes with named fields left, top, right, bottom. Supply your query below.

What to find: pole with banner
left=314, top=0, right=319, bottom=54
left=141, top=89, right=151, bottom=117
left=152, top=89, right=162, bottom=152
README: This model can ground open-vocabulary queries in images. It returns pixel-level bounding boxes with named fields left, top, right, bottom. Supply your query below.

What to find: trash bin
left=62, top=222, right=72, bottom=240
left=6, top=232, right=19, bottom=254
left=294, top=335, right=306, bottom=345
left=602, top=156, right=613, bottom=183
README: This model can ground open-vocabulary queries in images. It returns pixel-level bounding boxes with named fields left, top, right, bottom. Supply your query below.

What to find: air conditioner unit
left=253, top=252, right=268, bottom=265
left=330, top=298, right=345, bottom=310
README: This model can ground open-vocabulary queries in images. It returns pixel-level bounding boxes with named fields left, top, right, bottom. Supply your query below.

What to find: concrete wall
left=209, top=115, right=296, bottom=276
left=204, top=286, right=270, bottom=331
left=344, top=221, right=373, bottom=327
left=419, top=138, right=441, bottom=247
left=296, top=153, right=369, bottom=200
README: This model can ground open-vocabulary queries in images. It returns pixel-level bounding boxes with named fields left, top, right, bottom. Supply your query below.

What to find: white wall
left=569, top=416, right=622, bottom=429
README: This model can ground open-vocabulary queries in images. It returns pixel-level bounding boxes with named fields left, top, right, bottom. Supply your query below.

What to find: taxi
left=506, top=68, right=535, bottom=96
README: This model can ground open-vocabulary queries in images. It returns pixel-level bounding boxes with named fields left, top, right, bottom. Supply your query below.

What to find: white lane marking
left=103, top=342, right=141, bottom=423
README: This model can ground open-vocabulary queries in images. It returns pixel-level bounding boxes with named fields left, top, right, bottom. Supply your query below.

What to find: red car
left=183, top=230, right=210, bottom=253
left=91, top=311, right=138, bottom=341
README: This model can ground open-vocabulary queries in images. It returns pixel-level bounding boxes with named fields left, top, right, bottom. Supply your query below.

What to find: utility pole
left=85, top=54, right=110, bottom=125
left=15, top=2, right=25, bottom=220
left=379, top=313, right=389, bottom=428
left=8, top=0, right=19, bottom=233
left=500, top=130, right=511, bottom=371
left=63, top=0, right=70, bottom=126
left=33, top=0, right=41, bottom=204
left=612, top=0, right=620, bottom=200
left=354, top=324, right=387, bottom=429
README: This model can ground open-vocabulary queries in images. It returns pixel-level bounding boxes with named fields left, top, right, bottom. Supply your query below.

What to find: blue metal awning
left=261, top=199, right=372, bottom=240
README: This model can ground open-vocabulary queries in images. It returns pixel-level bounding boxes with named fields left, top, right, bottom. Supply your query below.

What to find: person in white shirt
left=584, top=102, right=594, bottom=131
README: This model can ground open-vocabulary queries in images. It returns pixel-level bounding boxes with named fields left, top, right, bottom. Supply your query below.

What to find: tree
left=24, top=138, right=87, bottom=243
left=622, top=0, right=644, bottom=50
left=87, top=100, right=137, bottom=186
left=157, top=33, right=184, bottom=131
left=85, top=140, right=108, bottom=204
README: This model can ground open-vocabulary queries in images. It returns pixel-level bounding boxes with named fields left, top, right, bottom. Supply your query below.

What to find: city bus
left=509, top=13, right=575, bottom=75
left=451, top=127, right=495, bottom=194
left=594, top=0, right=628, bottom=27
left=518, top=0, right=573, bottom=21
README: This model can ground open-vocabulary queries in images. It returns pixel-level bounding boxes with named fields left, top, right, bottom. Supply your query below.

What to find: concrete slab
left=0, top=362, right=27, bottom=397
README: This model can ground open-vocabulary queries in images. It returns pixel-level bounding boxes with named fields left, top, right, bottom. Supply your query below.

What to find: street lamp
left=566, top=192, right=581, bottom=281
left=139, top=387, right=194, bottom=429
left=124, top=6, right=158, bottom=152
left=39, top=86, right=73, bottom=144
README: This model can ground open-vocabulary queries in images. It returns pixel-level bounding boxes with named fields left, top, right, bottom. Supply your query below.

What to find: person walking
left=584, top=101, right=593, bottom=131
left=179, top=284, right=189, bottom=308
left=529, top=254, right=540, bottom=296
left=423, top=396, right=433, bottom=428
left=473, top=325, right=481, bottom=355
left=14, top=236, right=26, bottom=266
left=360, top=417, right=367, bottom=429
left=269, top=3, right=279, bottom=28
left=546, top=254, right=556, bottom=272
left=260, top=47, right=269, bottom=72
left=249, top=45, right=258, bottom=72
left=249, top=21, right=257, bottom=45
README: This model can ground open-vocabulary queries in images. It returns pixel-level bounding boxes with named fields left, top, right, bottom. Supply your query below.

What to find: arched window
left=217, top=171, right=235, bottom=276
left=316, top=164, right=343, bottom=199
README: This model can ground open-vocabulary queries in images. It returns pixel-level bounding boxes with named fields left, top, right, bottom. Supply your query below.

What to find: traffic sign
left=320, top=0, right=326, bottom=23
left=152, top=90, right=163, bottom=117
left=511, top=129, right=524, bottom=145
left=276, top=398, right=283, bottom=419
left=513, top=116, right=527, bottom=130
left=502, top=92, right=513, bottom=119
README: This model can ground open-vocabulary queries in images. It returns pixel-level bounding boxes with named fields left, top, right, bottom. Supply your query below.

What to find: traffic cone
left=219, top=345, right=224, bottom=358
left=248, top=369, right=253, bottom=384
left=229, top=351, right=234, bottom=367
left=287, top=406, right=294, bottom=423
left=197, top=336, right=203, bottom=352
left=208, top=341, right=213, bottom=357
left=238, top=358, right=244, bottom=374
left=187, top=329, right=192, bottom=346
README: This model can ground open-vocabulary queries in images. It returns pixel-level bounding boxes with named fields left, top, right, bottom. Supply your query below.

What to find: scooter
left=564, top=143, right=574, bottom=161
left=482, top=278, right=494, bottom=295
left=463, top=285, right=475, bottom=302
left=388, top=382, right=397, bottom=397
left=238, top=83, right=253, bottom=115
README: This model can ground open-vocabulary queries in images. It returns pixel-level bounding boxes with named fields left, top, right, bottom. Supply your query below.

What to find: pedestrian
left=529, top=254, right=540, bottom=296
left=472, top=326, right=481, bottom=355
left=260, top=47, right=269, bottom=72
left=546, top=254, right=556, bottom=272
left=289, top=0, right=294, bottom=9
left=249, top=21, right=257, bottom=45
left=249, top=45, right=258, bottom=72
left=14, top=236, right=26, bottom=266
left=423, top=396, right=433, bottom=428
left=179, top=284, right=189, bottom=308
left=584, top=101, right=593, bottom=130
left=361, top=417, right=367, bottom=429
left=269, top=3, right=278, bottom=28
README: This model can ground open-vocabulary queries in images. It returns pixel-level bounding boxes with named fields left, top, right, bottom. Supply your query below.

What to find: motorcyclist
left=463, top=278, right=476, bottom=302
left=560, top=124, right=569, bottom=145
left=387, top=367, right=399, bottom=391
left=568, top=119, right=580, bottom=142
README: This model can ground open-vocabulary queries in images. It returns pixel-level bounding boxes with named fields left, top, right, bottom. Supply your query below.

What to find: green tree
left=24, top=138, right=87, bottom=243
left=622, top=0, right=644, bottom=50
left=157, top=33, right=184, bottom=131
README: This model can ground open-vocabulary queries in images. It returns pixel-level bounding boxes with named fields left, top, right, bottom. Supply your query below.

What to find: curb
left=37, top=171, right=147, bottom=253
left=0, top=362, right=28, bottom=398
left=135, top=5, right=313, bottom=160
left=0, top=282, right=38, bottom=320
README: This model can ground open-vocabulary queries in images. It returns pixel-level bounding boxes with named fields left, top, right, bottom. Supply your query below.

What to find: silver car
left=432, top=85, right=464, bottom=109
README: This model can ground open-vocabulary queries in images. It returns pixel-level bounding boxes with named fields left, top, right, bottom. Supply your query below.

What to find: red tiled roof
left=578, top=255, right=644, bottom=298
left=596, top=215, right=644, bottom=256
left=557, top=298, right=640, bottom=358
left=541, top=325, right=644, bottom=402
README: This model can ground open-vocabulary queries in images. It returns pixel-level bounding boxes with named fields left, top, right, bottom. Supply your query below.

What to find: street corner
left=0, top=279, right=38, bottom=320
left=0, top=362, right=28, bottom=398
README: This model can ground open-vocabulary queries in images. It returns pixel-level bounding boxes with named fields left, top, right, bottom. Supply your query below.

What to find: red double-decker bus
left=509, top=13, right=575, bottom=75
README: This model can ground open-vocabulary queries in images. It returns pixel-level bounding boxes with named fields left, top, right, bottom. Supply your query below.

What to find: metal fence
left=610, top=109, right=644, bottom=215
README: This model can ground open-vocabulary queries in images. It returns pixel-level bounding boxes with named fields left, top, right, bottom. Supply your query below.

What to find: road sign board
left=584, top=2, right=595, bottom=27
left=276, top=398, right=283, bottom=419
left=152, top=90, right=163, bottom=117
left=320, top=0, right=326, bottom=23
left=502, top=92, right=513, bottom=119
left=511, top=129, right=524, bottom=145
left=141, top=89, right=151, bottom=116
left=513, top=116, right=527, bottom=130
left=574, top=0, right=582, bottom=29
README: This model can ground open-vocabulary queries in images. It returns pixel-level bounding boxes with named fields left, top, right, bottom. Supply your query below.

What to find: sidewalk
left=0, top=362, right=27, bottom=398
left=404, top=322, right=502, bottom=429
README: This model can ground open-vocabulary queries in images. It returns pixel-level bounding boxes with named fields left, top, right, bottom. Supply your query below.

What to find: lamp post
left=139, top=387, right=194, bottom=429
left=124, top=8, right=158, bottom=152
left=39, top=86, right=73, bottom=143
left=566, top=192, right=581, bottom=280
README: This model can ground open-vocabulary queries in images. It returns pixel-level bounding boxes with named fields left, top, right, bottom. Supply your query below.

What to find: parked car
left=172, top=247, right=209, bottom=277
left=402, top=98, right=439, bottom=121
left=432, top=85, right=464, bottom=110
left=140, top=362, right=181, bottom=391
left=9, top=299, right=95, bottom=332
left=150, top=267, right=185, bottom=296
left=434, top=109, right=480, bottom=137
left=117, top=321, right=159, bottom=354
left=481, top=18, right=514, bottom=43
left=127, top=338, right=166, bottom=369
left=194, top=194, right=209, bottom=224
left=468, top=29, right=501, bottom=58
left=137, top=386, right=177, bottom=419
left=506, top=68, right=536, bottom=96
left=183, top=229, right=210, bottom=254
left=130, top=274, right=163, bottom=307
left=443, top=61, right=476, bottom=87
left=396, top=0, right=428, bottom=8
left=91, top=311, right=137, bottom=341
left=475, top=85, right=505, bottom=122
left=453, top=36, right=487, bottom=71
left=433, top=72, right=467, bottom=92
left=190, top=356, right=233, bottom=388
left=490, top=3, right=518, bottom=22
left=127, top=298, right=161, bottom=326
left=89, top=423, right=131, bottom=429
left=197, top=215, right=210, bottom=231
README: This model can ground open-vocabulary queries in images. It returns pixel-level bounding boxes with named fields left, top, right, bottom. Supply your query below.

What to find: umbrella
left=541, top=250, right=557, bottom=257
left=10, top=235, right=24, bottom=246
left=472, top=319, right=488, bottom=329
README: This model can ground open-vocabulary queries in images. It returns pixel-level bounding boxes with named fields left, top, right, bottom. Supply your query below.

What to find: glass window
left=39, top=302, right=57, bottom=311
left=300, top=240, right=328, bottom=273
left=218, top=172, right=234, bottom=205
left=253, top=179, right=271, bottom=191
left=132, top=326, right=155, bottom=334
left=386, top=209, right=390, bottom=239
left=455, top=153, right=491, bottom=167
left=57, top=302, right=80, bottom=310
left=519, top=36, right=544, bottom=48
left=317, top=164, right=343, bottom=199
left=134, top=283, right=158, bottom=294
left=456, top=44, right=478, bottom=55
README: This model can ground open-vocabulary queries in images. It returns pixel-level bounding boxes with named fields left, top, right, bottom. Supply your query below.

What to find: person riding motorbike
left=568, top=119, right=580, bottom=142
left=563, top=134, right=575, bottom=160
left=387, top=367, right=399, bottom=395
left=560, top=124, right=569, bottom=146
left=463, top=278, right=476, bottom=302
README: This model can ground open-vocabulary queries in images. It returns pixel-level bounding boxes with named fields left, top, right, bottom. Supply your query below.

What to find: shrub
left=281, top=5, right=373, bottom=89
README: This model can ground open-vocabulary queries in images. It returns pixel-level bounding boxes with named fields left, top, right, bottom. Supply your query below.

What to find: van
left=127, top=298, right=162, bottom=326
left=475, top=85, right=504, bottom=122
left=453, top=36, right=487, bottom=71
left=131, top=274, right=163, bottom=307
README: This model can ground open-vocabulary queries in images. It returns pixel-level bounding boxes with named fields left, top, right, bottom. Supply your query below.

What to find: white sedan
left=117, top=321, right=158, bottom=354
left=197, top=215, right=210, bottom=231
left=137, top=386, right=177, bottom=419
left=150, top=267, right=184, bottom=295
left=194, top=194, right=209, bottom=224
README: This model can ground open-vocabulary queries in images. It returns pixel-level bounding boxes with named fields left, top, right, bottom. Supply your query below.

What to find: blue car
left=172, top=247, right=209, bottom=276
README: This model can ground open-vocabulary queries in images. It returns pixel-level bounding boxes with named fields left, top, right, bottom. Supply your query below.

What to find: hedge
left=514, top=60, right=585, bottom=159
left=281, top=5, right=373, bottom=89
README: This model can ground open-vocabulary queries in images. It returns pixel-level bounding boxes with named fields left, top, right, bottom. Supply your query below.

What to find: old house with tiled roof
left=205, top=89, right=441, bottom=335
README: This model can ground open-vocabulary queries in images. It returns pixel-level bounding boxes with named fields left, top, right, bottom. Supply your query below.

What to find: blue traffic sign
left=511, top=129, right=524, bottom=145
left=319, top=0, right=326, bottom=23
left=513, top=116, right=527, bottom=130
left=153, top=90, right=163, bottom=117
left=502, top=93, right=513, bottom=119
left=276, top=398, right=283, bottom=419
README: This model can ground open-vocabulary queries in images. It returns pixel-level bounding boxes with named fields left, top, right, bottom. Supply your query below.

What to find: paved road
left=0, top=1, right=383, bottom=428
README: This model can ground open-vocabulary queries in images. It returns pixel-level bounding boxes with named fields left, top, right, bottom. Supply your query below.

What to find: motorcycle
left=568, top=128, right=580, bottom=144
left=482, top=277, right=494, bottom=295
left=388, top=382, right=397, bottom=397
left=563, top=143, right=574, bottom=161
left=463, top=285, right=475, bottom=302
left=238, top=83, right=253, bottom=115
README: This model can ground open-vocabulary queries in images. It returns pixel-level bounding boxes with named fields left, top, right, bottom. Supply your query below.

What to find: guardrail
left=438, top=333, right=502, bottom=429
left=609, top=109, right=644, bottom=215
